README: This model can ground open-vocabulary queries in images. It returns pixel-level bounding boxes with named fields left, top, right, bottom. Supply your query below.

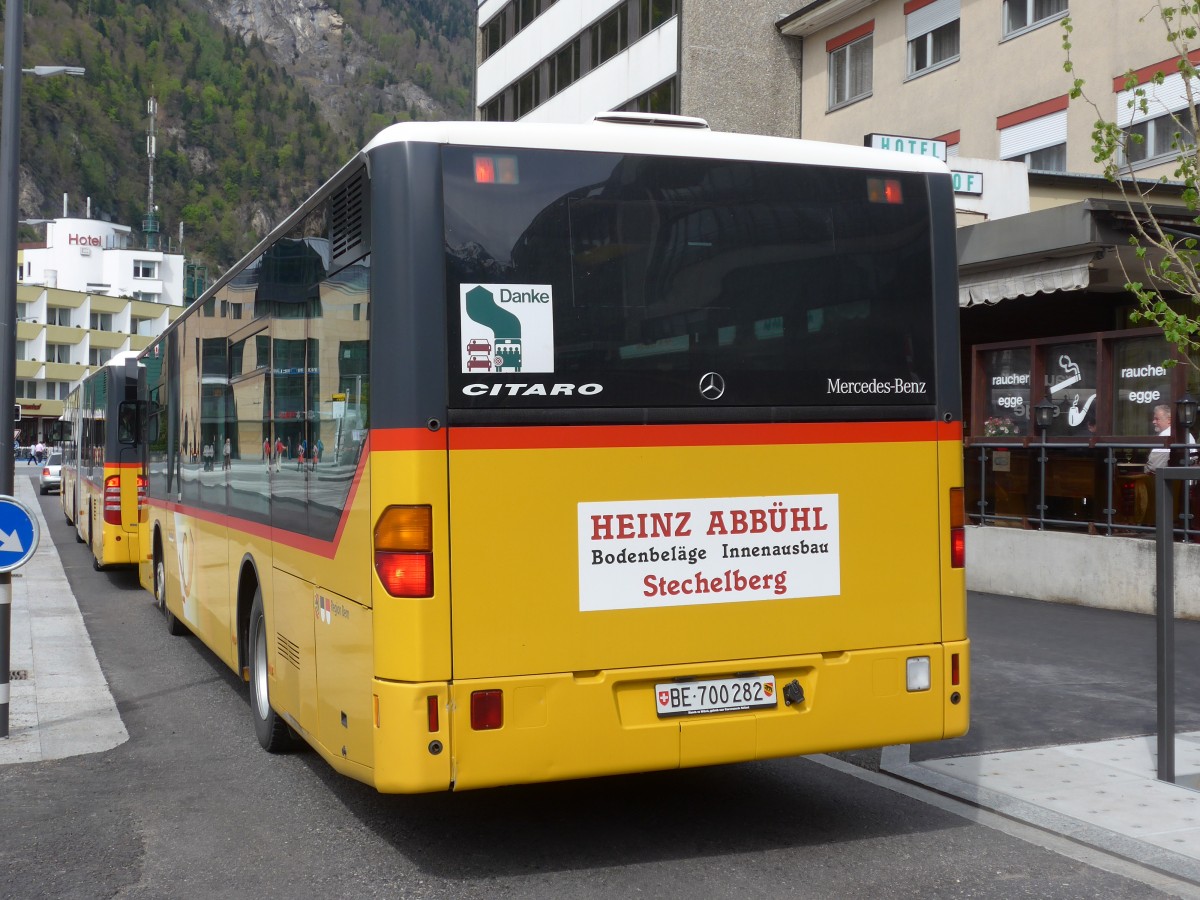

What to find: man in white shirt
left=1146, top=403, right=1197, bottom=472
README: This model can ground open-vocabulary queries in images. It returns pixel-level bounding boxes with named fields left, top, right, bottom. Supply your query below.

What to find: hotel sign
left=865, top=132, right=947, bottom=161
left=865, top=133, right=983, bottom=195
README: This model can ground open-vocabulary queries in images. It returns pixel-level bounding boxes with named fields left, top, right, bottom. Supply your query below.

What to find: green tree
left=1065, top=5, right=1200, bottom=368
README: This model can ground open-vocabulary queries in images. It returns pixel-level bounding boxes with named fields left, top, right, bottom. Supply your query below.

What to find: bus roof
left=362, top=118, right=950, bottom=176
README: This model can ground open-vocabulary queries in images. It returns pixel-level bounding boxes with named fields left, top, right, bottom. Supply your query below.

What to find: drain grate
left=9, top=670, right=28, bottom=681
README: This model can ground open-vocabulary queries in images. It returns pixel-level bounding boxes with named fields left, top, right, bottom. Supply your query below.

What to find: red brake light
left=949, top=487, right=965, bottom=569
left=470, top=690, right=503, bottom=730
left=104, top=474, right=122, bottom=525
left=374, top=551, right=433, bottom=597
left=474, top=155, right=496, bottom=183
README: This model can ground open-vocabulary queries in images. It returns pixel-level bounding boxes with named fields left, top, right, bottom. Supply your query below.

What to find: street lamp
left=0, top=0, right=85, bottom=739
left=1034, top=396, right=1057, bottom=431
left=1176, top=393, right=1198, bottom=433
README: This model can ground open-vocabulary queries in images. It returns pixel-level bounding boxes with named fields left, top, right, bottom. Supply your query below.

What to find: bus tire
left=91, top=521, right=103, bottom=571
left=249, top=587, right=292, bottom=752
left=157, top=555, right=188, bottom=636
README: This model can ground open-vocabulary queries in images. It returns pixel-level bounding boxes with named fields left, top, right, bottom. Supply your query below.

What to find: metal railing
left=967, top=439, right=1197, bottom=542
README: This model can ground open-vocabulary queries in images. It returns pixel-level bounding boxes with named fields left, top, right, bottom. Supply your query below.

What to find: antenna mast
left=143, top=96, right=160, bottom=251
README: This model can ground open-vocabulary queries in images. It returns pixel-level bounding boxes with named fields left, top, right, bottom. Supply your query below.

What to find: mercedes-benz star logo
left=698, top=372, right=725, bottom=401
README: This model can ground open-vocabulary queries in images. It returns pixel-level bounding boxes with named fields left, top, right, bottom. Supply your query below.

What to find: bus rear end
left=370, top=127, right=966, bottom=791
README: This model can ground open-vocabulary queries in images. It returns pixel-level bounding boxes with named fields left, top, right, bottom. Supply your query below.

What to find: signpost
left=0, top=494, right=37, bottom=736
left=0, top=495, right=37, bottom=573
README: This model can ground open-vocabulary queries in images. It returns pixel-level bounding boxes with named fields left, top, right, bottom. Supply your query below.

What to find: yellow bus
left=61, top=351, right=147, bottom=571
left=140, top=116, right=967, bottom=792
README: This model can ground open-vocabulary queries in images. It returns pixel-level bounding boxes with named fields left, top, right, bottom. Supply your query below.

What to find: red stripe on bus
left=443, top=420, right=955, bottom=451
left=371, top=429, right=448, bottom=451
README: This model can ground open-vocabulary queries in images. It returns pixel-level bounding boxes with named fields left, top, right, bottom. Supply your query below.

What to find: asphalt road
left=0, top=472, right=1193, bottom=899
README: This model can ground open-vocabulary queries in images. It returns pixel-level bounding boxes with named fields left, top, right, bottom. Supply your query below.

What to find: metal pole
left=1155, top=469, right=1176, bottom=783
left=0, top=0, right=23, bottom=739
left=1038, top=431, right=1047, bottom=530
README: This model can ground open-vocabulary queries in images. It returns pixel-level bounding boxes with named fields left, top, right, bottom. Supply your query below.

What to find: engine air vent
left=329, top=168, right=371, bottom=270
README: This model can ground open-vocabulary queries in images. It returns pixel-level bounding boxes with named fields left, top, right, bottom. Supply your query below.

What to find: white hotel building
left=14, top=214, right=187, bottom=443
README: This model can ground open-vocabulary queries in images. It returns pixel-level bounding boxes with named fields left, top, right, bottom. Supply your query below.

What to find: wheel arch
left=236, top=553, right=262, bottom=681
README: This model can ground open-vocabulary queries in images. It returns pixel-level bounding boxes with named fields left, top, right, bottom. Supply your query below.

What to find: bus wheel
left=157, top=555, right=187, bottom=636
left=91, top=524, right=103, bottom=571
left=249, top=587, right=292, bottom=752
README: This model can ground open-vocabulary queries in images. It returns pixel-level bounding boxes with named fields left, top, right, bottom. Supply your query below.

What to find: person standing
left=223, top=437, right=232, bottom=471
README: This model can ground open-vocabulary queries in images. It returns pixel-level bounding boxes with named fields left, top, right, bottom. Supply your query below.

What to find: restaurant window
left=1039, top=340, right=1096, bottom=438
left=981, top=347, right=1031, bottom=436
left=1112, top=334, right=1173, bottom=437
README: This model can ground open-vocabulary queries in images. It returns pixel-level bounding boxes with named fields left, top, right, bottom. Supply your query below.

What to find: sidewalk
left=0, top=474, right=126, bottom=763
left=0, top=481, right=1198, bottom=886
left=882, top=736, right=1200, bottom=884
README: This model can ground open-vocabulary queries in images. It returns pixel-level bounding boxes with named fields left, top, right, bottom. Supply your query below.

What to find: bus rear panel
left=366, top=131, right=966, bottom=790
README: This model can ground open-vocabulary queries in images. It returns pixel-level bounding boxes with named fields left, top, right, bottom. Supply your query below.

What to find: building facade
left=13, top=284, right=183, bottom=445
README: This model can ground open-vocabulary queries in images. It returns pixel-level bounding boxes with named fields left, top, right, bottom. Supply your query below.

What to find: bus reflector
left=868, top=177, right=903, bottom=204
left=951, top=653, right=961, bottom=686
left=104, top=475, right=122, bottom=525
left=375, top=505, right=432, bottom=551
left=374, top=551, right=433, bottom=597
left=471, top=690, right=503, bottom=730
left=427, top=695, right=439, bottom=732
left=949, top=487, right=965, bottom=568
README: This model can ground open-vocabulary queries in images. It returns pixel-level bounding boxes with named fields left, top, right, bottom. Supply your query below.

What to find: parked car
left=39, top=452, right=62, bottom=495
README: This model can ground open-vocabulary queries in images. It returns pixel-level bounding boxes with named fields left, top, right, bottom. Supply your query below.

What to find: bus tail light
left=136, top=473, right=147, bottom=511
left=951, top=652, right=961, bottom=686
left=471, top=690, right=503, bottom=730
left=949, top=487, right=965, bottom=569
left=374, top=505, right=433, bottom=597
left=104, top=475, right=122, bottom=525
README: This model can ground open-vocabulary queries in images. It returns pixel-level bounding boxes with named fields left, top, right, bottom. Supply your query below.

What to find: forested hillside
left=7, top=0, right=474, bottom=273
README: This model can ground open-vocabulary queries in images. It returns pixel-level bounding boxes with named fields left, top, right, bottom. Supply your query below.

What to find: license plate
left=655, top=675, right=777, bottom=718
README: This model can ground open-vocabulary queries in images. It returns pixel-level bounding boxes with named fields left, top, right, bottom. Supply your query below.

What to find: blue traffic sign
left=0, top=495, right=38, bottom=572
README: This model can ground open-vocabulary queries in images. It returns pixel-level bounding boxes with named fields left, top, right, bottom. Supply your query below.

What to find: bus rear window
left=443, top=146, right=937, bottom=411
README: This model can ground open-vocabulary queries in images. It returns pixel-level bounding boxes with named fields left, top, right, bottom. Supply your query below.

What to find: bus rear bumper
left=370, top=641, right=969, bottom=793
